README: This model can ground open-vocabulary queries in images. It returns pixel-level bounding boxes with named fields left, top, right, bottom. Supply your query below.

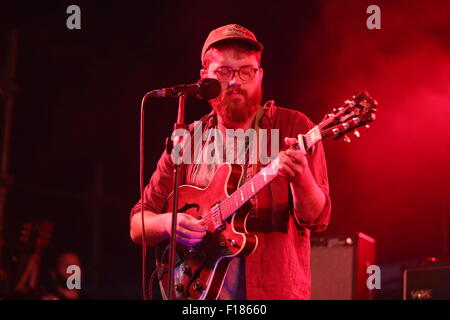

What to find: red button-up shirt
left=131, top=101, right=331, bottom=299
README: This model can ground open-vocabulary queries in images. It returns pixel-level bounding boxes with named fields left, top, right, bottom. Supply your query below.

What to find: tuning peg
left=353, top=130, right=360, bottom=138
left=343, top=135, right=351, bottom=143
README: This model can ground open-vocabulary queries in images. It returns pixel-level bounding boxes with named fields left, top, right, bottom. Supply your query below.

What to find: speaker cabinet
left=403, top=262, right=450, bottom=300
left=311, top=232, right=376, bottom=300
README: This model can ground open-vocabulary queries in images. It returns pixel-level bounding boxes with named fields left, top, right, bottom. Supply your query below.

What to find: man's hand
left=278, top=137, right=326, bottom=224
left=278, top=137, right=314, bottom=187
left=165, top=212, right=207, bottom=246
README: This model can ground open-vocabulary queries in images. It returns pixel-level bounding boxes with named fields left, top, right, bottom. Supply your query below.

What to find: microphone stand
left=0, top=31, right=19, bottom=289
left=140, top=79, right=219, bottom=300
left=167, top=93, right=187, bottom=300
left=139, top=91, right=187, bottom=300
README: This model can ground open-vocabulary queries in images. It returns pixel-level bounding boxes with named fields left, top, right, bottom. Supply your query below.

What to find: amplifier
left=310, top=232, right=376, bottom=300
left=403, top=262, right=450, bottom=300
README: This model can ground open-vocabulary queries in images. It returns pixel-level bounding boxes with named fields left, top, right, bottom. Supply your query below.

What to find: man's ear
left=200, top=69, right=207, bottom=79
left=259, top=67, right=264, bottom=82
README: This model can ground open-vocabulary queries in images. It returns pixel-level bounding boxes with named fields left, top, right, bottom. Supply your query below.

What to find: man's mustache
left=223, top=88, right=247, bottom=97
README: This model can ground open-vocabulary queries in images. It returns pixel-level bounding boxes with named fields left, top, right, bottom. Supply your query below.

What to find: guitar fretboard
left=218, top=159, right=280, bottom=220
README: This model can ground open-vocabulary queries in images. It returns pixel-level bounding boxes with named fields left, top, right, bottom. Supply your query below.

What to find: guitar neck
left=219, top=159, right=279, bottom=220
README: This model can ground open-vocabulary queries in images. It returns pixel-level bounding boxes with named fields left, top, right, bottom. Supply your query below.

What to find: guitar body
left=155, top=163, right=258, bottom=300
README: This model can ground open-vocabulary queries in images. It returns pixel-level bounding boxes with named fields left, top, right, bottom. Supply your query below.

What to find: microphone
left=148, top=78, right=222, bottom=100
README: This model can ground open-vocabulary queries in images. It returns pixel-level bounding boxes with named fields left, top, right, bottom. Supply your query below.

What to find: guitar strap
left=251, top=102, right=271, bottom=180
left=239, top=104, right=268, bottom=187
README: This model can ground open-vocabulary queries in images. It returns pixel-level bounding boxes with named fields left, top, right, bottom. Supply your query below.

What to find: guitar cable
left=139, top=93, right=150, bottom=300
left=148, top=266, right=161, bottom=300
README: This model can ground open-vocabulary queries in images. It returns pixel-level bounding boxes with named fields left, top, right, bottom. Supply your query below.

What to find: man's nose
left=228, top=71, right=242, bottom=89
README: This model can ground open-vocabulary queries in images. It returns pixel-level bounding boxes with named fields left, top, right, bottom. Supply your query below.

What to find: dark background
left=1, top=0, right=449, bottom=299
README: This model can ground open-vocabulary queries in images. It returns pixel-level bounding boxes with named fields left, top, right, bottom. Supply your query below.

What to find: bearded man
left=130, top=24, right=331, bottom=300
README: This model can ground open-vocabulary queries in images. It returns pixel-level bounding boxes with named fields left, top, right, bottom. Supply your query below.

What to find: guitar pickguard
left=178, top=203, right=200, bottom=213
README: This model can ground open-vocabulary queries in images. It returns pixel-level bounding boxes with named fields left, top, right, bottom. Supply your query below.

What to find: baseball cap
left=201, top=24, right=264, bottom=65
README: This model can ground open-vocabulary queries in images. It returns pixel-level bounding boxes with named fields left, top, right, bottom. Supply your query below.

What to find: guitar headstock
left=319, top=91, right=378, bottom=142
left=300, top=91, right=377, bottom=151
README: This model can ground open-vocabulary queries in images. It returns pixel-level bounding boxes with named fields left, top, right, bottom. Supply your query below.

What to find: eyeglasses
left=213, top=65, right=259, bottom=82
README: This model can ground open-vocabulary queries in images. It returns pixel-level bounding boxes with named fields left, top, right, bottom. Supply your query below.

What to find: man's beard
left=210, top=85, right=263, bottom=124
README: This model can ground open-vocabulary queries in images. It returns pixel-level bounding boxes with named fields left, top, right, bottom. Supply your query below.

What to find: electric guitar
left=155, top=91, right=378, bottom=300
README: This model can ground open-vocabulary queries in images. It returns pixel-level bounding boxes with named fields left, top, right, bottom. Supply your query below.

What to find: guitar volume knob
left=193, top=281, right=203, bottom=292
left=343, top=135, right=351, bottom=143
left=227, top=239, right=241, bottom=248
left=182, top=266, right=192, bottom=277
left=175, top=283, right=184, bottom=292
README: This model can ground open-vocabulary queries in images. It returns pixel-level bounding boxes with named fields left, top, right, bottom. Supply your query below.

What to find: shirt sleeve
left=291, top=115, right=332, bottom=233
left=130, top=150, right=175, bottom=220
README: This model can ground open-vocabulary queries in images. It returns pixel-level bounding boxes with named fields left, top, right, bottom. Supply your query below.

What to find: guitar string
left=201, top=168, right=266, bottom=228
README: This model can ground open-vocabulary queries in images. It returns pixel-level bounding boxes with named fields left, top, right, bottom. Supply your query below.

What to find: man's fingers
left=284, top=137, right=310, bottom=159
left=279, top=165, right=296, bottom=178
left=279, top=159, right=296, bottom=178
left=178, top=214, right=207, bottom=231
left=280, top=152, right=298, bottom=171
left=284, top=137, right=298, bottom=146
left=286, top=149, right=304, bottom=163
left=176, top=214, right=207, bottom=239
left=277, top=170, right=290, bottom=180
left=279, top=150, right=307, bottom=181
